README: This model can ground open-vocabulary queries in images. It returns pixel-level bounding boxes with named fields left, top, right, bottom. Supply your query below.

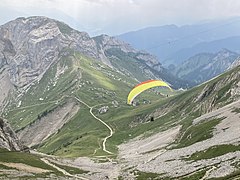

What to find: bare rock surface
left=0, top=117, right=23, bottom=151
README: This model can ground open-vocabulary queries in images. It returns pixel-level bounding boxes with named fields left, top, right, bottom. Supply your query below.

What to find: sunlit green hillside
left=2, top=49, right=174, bottom=157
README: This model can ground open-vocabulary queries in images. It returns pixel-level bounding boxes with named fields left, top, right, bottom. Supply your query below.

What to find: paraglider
left=127, top=80, right=172, bottom=105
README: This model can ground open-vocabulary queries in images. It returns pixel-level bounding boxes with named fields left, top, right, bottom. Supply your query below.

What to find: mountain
left=0, top=16, right=240, bottom=179
left=118, top=65, right=240, bottom=179
left=2, top=62, right=239, bottom=179
left=168, top=36, right=240, bottom=65
left=117, top=17, right=240, bottom=66
left=0, top=17, right=188, bottom=109
left=173, top=49, right=239, bottom=84
left=0, top=16, right=186, bottom=153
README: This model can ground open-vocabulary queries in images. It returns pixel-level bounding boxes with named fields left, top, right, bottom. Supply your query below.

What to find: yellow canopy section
left=127, top=80, right=171, bottom=105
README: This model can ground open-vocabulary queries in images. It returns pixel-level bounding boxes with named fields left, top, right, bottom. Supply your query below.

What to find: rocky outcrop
left=0, top=117, right=23, bottom=151
left=111, top=100, right=119, bottom=108
left=98, top=106, right=109, bottom=114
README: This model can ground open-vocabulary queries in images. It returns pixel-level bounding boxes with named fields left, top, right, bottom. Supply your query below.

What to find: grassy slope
left=0, top=148, right=90, bottom=179
left=0, top=148, right=63, bottom=178
left=3, top=50, right=173, bottom=157
left=188, top=144, right=240, bottom=161
left=3, top=48, right=240, bottom=158
left=3, top=53, right=77, bottom=131
left=0, top=149, right=55, bottom=171
left=175, top=117, right=225, bottom=148
left=101, top=64, right=239, bottom=154
left=162, top=65, right=240, bottom=148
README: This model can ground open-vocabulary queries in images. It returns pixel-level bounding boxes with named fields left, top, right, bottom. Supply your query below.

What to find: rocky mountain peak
left=0, top=17, right=65, bottom=88
left=174, top=48, right=239, bottom=84
left=0, top=16, right=99, bottom=89
left=2, top=16, right=60, bottom=44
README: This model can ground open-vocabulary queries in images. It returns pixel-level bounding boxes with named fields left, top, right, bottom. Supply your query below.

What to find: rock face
left=0, top=17, right=62, bottom=88
left=0, top=17, right=100, bottom=88
left=0, top=68, right=13, bottom=110
left=0, top=117, right=23, bottom=151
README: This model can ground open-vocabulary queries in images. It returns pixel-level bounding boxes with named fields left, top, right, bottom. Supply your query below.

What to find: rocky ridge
left=93, top=34, right=163, bottom=71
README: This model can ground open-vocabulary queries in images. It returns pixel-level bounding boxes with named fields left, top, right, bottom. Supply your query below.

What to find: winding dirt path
left=14, top=95, right=114, bottom=155
left=89, top=106, right=114, bottom=154
left=74, top=97, right=114, bottom=154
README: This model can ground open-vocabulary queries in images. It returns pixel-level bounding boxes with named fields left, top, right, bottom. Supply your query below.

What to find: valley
left=0, top=16, right=240, bottom=179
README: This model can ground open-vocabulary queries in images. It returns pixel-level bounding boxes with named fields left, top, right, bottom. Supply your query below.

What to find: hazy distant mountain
left=167, top=36, right=240, bottom=65
left=117, top=17, right=240, bottom=66
left=173, top=49, right=239, bottom=84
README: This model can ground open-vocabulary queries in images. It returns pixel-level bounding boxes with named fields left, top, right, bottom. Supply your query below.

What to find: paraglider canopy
left=127, top=80, right=172, bottom=105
